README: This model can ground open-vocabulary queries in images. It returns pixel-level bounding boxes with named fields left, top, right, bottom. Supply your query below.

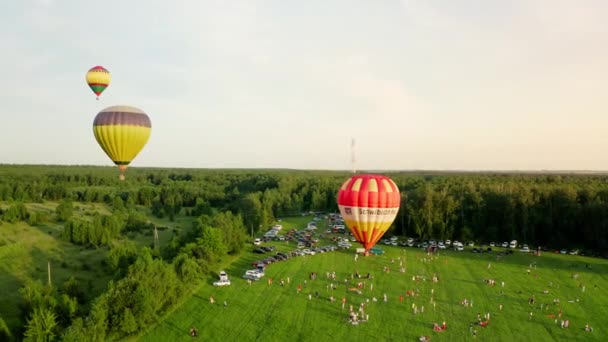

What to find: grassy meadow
left=139, top=217, right=608, bottom=342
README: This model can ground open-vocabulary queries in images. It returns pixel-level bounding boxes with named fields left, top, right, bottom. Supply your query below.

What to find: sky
left=1, top=0, right=607, bottom=171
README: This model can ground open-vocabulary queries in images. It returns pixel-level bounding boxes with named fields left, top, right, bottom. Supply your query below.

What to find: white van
left=509, top=240, right=518, bottom=249
left=253, top=238, right=261, bottom=246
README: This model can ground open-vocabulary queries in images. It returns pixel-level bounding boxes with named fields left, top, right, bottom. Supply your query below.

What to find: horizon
left=3, top=163, right=608, bottom=175
left=2, top=0, right=607, bottom=170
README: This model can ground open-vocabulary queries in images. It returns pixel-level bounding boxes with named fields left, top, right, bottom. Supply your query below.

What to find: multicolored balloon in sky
left=337, top=174, right=401, bottom=251
left=86, top=66, right=111, bottom=100
left=93, top=106, right=151, bottom=181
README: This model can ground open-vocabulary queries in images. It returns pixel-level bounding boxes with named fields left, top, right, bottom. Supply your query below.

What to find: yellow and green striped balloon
left=85, top=65, right=111, bottom=100
left=93, top=106, right=151, bottom=180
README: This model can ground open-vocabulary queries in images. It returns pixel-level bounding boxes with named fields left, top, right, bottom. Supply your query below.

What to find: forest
left=2, top=165, right=607, bottom=251
left=1, top=165, right=607, bottom=340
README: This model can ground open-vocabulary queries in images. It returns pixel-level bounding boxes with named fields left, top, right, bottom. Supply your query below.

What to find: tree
left=196, top=224, right=227, bottom=256
left=23, top=307, right=57, bottom=342
left=55, top=200, right=73, bottom=222
left=0, top=316, right=11, bottom=341
left=3, top=202, right=29, bottom=223
left=112, top=196, right=125, bottom=212
left=107, top=241, right=138, bottom=274
left=119, top=308, right=137, bottom=335
left=173, top=254, right=201, bottom=282
left=60, top=318, right=86, bottom=342
left=62, top=276, right=82, bottom=302
left=59, top=294, right=78, bottom=325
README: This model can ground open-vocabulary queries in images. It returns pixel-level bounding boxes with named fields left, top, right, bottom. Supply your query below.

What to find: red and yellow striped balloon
left=337, top=174, right=401, bottom=251
left=86, top=65, right=111, bottom=100
left=93, top=106, right=151, bottom=180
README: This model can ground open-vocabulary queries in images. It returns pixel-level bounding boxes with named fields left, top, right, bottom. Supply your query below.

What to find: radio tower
left=351, top=138, right=356, bottom=174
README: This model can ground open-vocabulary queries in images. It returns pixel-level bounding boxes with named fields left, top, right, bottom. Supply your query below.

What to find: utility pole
left=251, top=223, right=254, bottom=239
left=47, top=261, right=51, bottom=286
left=154, top=225, right=159, bottom=251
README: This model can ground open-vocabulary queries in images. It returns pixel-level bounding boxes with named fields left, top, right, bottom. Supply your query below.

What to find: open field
left=140, top=220, right=608, bottom=341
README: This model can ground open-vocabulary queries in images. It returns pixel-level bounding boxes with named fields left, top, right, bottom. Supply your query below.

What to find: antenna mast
left=351, top=138, right=356, bottom=174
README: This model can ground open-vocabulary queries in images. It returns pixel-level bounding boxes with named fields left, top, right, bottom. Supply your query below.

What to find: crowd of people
left=191, top=247, right=595, bottom=339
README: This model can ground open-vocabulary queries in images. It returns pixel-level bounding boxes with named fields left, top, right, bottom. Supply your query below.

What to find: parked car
left=370, top=247, right=384, bottom=255
left=253, top=238, right=261, bottom=246
left=213, top=279, right=231, bottom=286
left=243, top=270, right=264, bottom=281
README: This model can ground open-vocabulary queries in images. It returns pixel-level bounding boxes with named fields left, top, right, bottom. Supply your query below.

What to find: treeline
left=393, top=174, right=608, bottom=252
left=2, top=166, right=608, bottom=252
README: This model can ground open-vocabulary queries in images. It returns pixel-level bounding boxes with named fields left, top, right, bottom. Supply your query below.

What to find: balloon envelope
left=86, top=65, right=111, bottom=98
left=93, top=105, right=151, bottom=180
left=337, top=174, right=401, bottom=250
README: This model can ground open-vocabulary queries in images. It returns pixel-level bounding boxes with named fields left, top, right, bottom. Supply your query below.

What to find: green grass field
left=140, top=217, right=608, bottom=342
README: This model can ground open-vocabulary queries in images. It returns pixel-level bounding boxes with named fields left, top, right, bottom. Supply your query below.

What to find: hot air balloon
left=337, top=174, right=401, bottom=252
left=93, top=106, right=151, bottom=180
left=86, top=66, right=111, bottom=100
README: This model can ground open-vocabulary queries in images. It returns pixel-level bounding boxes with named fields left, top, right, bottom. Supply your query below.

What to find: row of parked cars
left=246, top=245, right=339, bottom=281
